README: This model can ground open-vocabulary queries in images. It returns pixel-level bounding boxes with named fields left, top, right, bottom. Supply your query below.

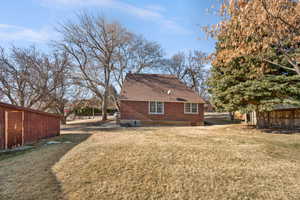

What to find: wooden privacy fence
left=0, top=102, right=60, bottom=149
left=248, top=109, right=300, bottom=129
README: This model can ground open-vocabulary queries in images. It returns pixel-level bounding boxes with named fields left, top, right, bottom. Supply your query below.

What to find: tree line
left=0, top=12, right=209, bottom=123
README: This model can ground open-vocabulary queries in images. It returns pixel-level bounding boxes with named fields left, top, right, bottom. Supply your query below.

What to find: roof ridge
left=126, top=73, right=177, bottom=77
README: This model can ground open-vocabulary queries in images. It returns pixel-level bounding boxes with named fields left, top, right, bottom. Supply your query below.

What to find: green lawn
left=1, top=124, right=300, bottom=200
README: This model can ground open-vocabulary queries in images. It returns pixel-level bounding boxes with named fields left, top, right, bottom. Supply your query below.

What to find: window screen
left=149, top=102, right=164, bottom=114
left=185, top=103, right=198, bottom=114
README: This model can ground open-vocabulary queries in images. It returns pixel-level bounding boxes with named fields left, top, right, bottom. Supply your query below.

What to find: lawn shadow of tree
left=0, top=132, right=91, bottom=200
left=204, top=113, right=242, bottom=125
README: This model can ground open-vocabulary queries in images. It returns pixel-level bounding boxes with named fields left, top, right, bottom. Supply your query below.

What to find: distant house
left=119, top=73, right=205, bottom=126
left=246, top=104, right=300, bottom=129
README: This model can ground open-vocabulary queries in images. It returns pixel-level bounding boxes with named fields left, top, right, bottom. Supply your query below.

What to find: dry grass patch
left=1, top=124, right=300, bottom=199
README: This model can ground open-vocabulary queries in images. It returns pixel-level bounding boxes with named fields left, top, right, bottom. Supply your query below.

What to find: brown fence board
left=0, top=102, right=60, bottom=149
left=256, top=108, right=300, bottom=129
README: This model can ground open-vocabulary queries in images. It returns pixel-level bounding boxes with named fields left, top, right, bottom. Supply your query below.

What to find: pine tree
left=209, top=41, right=300, bottom=113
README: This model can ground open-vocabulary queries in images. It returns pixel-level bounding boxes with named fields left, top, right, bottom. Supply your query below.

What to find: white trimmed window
left=149, top=102, right=164, bottom=114
left=184, top=103, right=198, bottom=114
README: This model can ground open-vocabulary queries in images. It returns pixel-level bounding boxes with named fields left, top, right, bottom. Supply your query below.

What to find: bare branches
left=263, top=58, right=296, bottom=72
left=0, top=46, right=70, bottom=110
left=113, top=35, right=163, bottom=88
left=163, top=50, right=210, bottom=100
left=55, top=12, right=133, bottom=120
left=54, top=12, right=164, bottom=119
left=1, top=12, right=166, bottom=119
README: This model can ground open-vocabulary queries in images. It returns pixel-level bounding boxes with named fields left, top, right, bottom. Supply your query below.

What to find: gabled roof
left=119, top=73, right=205, bottom=103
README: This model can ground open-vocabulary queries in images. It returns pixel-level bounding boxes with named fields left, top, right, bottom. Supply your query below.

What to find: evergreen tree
left=209, top=41, right=300, bottom=113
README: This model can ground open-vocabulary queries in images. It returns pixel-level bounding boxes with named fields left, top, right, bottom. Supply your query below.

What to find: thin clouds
left=40, top=0, right=113, bottom=7
left=0, top=24, right=53, bottom=43
left=0, top=0, right=191, bottom=43
left=40, top=0, right=192, bottom=35
left=145, top=4, right=166, bottom=13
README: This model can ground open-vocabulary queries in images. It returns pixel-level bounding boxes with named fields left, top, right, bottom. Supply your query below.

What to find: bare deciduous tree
left=163, top=50, right=210, bottom=100
left=51, top=84, right=89, bottom=124
left=42, top=52, right=90, bottom=124
left=55, top=13, right=132, bottom=121
left=163, top=52, right=187, bottom=80
left=0, top=46, right=67, bottom=110
left=113, top=35, right=163, bottom=88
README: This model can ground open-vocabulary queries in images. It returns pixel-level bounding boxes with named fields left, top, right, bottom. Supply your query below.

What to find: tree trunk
left=255, top=110, right=260, bottom=129
left=102, top=68, right=110, bottom=121
left=61, top=115, right=67, bottom=125
left=229, top=112, right=235, bottom=121
left=102, top=91, right=108, bottom=121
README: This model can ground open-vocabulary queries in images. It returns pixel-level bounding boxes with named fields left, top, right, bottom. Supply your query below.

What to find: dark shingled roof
left=119, top=73, right=205, bottom=103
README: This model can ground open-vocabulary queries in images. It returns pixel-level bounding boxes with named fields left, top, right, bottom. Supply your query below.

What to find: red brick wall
left=0, top=103, right=60, bottom=149
left=120, top=101, right=204, bottom=124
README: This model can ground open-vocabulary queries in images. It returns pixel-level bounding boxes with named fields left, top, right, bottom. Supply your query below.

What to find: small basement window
left=149, top=102, right=164, bottom=114
left=184, top=103, right=198, bottom=114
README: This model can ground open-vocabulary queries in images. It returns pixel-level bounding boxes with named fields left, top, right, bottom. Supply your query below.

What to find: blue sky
left=0, top=0, right=219, bottom=57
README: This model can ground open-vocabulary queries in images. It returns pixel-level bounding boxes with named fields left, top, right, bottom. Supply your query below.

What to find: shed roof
left=119, top=73, right=205, bottom=103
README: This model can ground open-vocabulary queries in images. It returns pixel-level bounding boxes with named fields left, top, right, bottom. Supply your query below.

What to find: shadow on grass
left=263, top=129, right=300, bottom=134
left=0, top=133, right=91, bottom=200
left=64, top=119, right=113, bottom=127
left=239, top=124, right=300, bottom=135
left=255, top=127, right=300, bottom=134
left=61, top=119, right=117, bottom=132
left=204, top=113, right=242, bottom=126
left=204, top=118, right=242, bottom=126
left=0, top=147, right=35, bottom=161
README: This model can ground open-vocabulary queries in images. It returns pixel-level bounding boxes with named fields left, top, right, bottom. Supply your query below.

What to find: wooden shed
left=246, top=105, right=300, bottom=129
left=0, top=102, right=61, bottom=149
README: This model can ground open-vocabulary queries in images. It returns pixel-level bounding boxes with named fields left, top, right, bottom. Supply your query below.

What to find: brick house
left=119, top=73, right=205, bottom=126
